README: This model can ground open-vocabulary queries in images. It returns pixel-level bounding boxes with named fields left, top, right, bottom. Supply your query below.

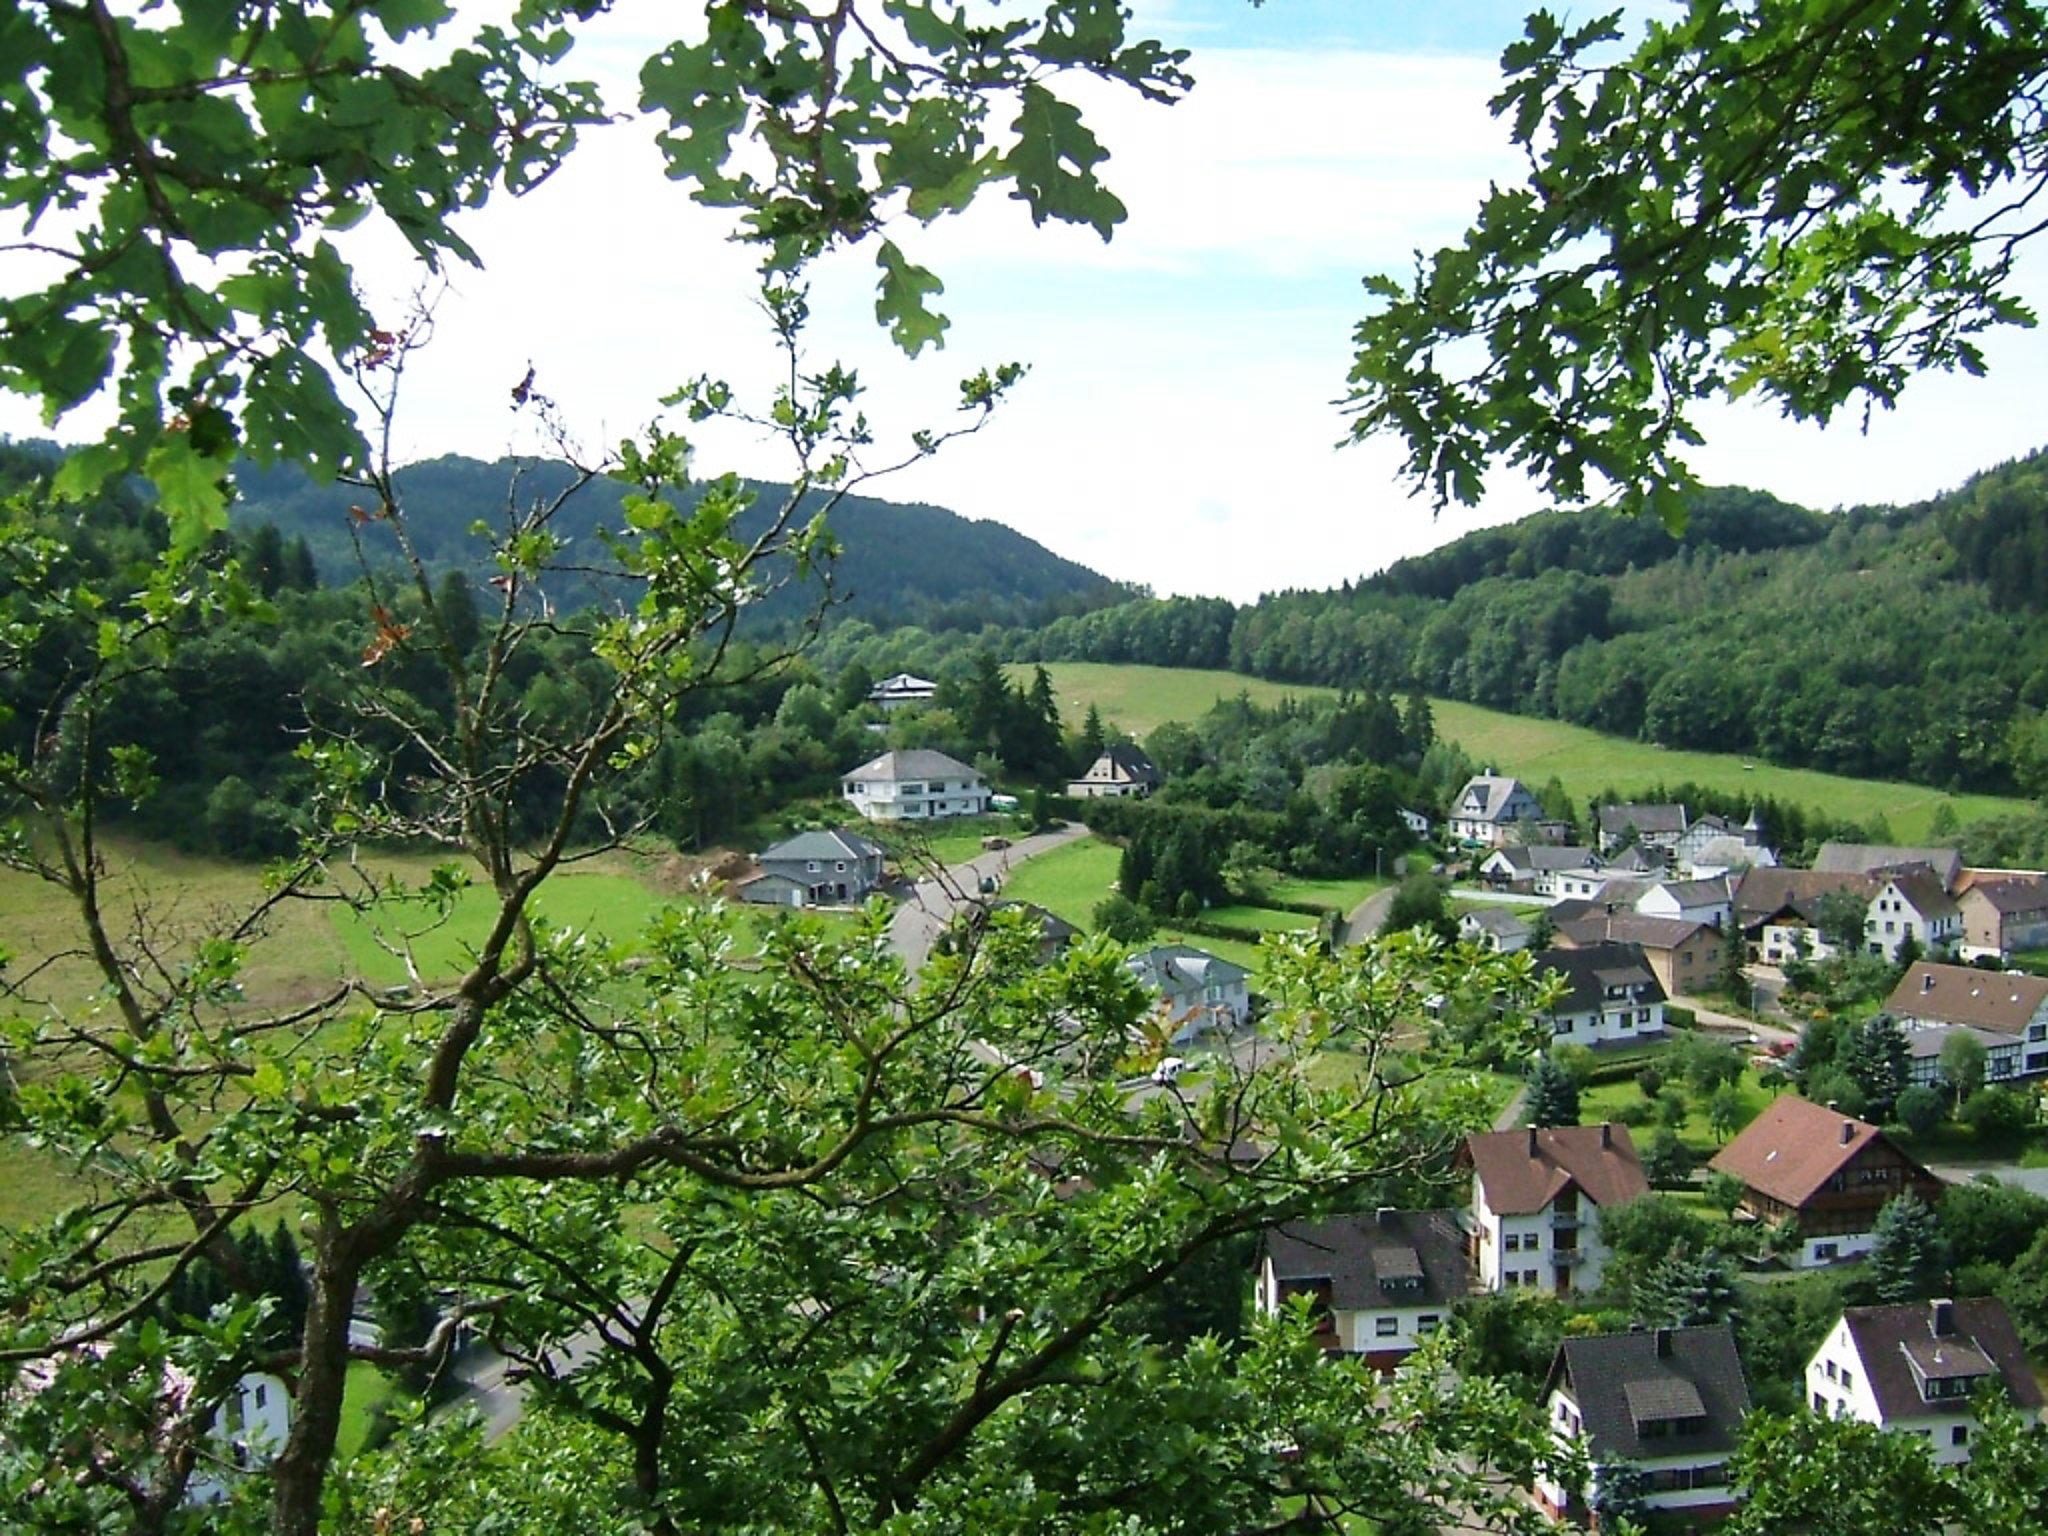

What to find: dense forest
left=1018, top=461, right=2048, bottom=796
left=227, top=450, right=1131, bottom=632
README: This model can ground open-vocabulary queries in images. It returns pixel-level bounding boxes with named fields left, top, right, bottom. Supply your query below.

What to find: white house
left=1256, top=1208, right=1471, bottom=1369
left=1125, top=944, right=1251, bottom=1043
left=1066, top=742, right=1161, bottom=799
left=1447, top=774, right=1545, bottom=847
left=1477, top=843, right=1598, bottom=897
left=189, top=1371, right=292, bottom=1504
left=1399, top=807, right=1433, bottom=839
left=1636, top=876, right=1732, bottom=930
left=1864, top=868, right=1963, bottom=961
left=1460, top=1123, right=1648, bottom=1296
left=1531, top=942, right=1669, bottom=1047
left=1533, top=1325, right=1750, bottom=1525
left=1459, top=907, right=1532, bottom=953
left=1804, top=1298, right=2043, bottom=1465
left=1596, top=802, right=1688, bottom=857
left=868, top=672, right=937, bottom=709
left=840, top=749, right=991, bottom=821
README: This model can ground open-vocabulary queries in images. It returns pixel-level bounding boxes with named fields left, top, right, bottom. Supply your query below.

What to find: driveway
left=885, top=822, right=1091, bottom=973
left=1338, top=887, right=1396, bottom=947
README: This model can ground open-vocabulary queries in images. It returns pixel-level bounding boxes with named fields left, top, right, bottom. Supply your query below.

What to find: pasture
left=1019, top=662, right=2025, bottom=842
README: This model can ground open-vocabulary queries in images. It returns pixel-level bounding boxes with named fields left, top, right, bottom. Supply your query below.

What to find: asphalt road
left=885, top=821, right=1091, bottom=973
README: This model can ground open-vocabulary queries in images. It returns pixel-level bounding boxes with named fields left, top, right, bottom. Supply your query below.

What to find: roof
left=1530, top=942, right=1669, bottom=1014
left=1731, top=866, right=1879, bottom=928
left=760, top=827, right=886, bottom=864
left=1643, top=876, right=1731, bottom=909
left=1836, top=1299, right=2043, bottom=1420
left=992, top=900, right=1080, bottom=945
left=1904, top=1024, right=2008, bottom=1063
left=1126, top=944, right=1251, bottom=997
left=1080, top=743, right=1160, bottom=784
left=1880, top=867, right=1961, bottom=921
left=1460, top=907, right=1533, bottom=938
left=870, top=672, right=936, bottom=693
left=1599, top=803, right=1689, bottom=837
left=1685, top=835, right=1778, bottom=871
left=842, top=749, right=982, bottom=784
left=1709, top=1096, right=1931, bottom=1208
left=1554, top=912, right=1708, bottom=953
left=1262, top=1209, right=1471, bottom=1313
left=1962, top=878, right=2048, bottom=917
left=1453, top=774, right=1534, bottom=823
left=1462, top=1123, right=1648, bottom=1215
left=1886, top=962, right=2048, bottom=1035
left=1547, top=1325, right=1751, bottom=1462
left=1816, top=843, right=1964, bottom=889
left=1604, top=845, right=1658, bottom=873
left=1487, top=844, right=1598, bottom=873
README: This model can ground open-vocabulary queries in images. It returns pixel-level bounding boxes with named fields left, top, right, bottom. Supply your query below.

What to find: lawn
left=1017, top=662, right=2025, bottom=842
left=336, top=1363, right=396, bottom=1461
left=1204, top=904, right=1321, bottom=934
left=867, top=815, right=1025, bottom=870
left=1264, top=874, right=1391, bottom=915
left=996, top=836, right=1124, bottom=927
left=1581, top=1066, right=1780, bottom=1158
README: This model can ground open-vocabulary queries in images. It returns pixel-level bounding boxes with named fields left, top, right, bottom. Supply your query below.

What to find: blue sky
left=6, top=1, right=2045, bottom=601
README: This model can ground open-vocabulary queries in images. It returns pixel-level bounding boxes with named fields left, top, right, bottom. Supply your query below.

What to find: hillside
left=1019, top=460, right=2048, bottom=798
left=230, top=453, right=1124, bottom=631
left=1013, top=662, right=2028, bottom=844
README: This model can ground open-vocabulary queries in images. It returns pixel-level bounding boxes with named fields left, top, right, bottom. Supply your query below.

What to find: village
left=693, top=717, right=2048, bottom=1531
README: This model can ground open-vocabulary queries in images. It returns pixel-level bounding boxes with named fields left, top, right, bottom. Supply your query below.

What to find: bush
left=1613, top=1099, right=1657, bottom=1127
left=1636, top=1065, right=1665, bottom=1099
left=1962, top=1085, right=2035, bottom=1142
left=1092, top=894, right=1156, bottom=945
left=1895, top=1084, right=1947, bottom=1139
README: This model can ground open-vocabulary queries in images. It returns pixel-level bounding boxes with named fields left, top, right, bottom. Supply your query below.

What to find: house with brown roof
left=1532, top=1323, right=1751, bottom=1525
left=1864, top=868, right=1962, bottom=962
left=1709, top=1096, right=1943, bottom=1268
left=1958, top=877, right=2048, bottom=961
left=1805, top=1297, right=2043, bottom=1463
left=1731, top=867, right=1879, bottom=962
left=1553, top=912, right=1723, bottom=999
left=1460, top=1124, right=1648, bottom=1295
left=1256, top=1209, right=1471, bottom=1369
left=1885, top=961, right=2048, bottom=1087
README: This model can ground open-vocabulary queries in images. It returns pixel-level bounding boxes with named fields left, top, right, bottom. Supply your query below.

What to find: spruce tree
left=1871, top=1195, right=1950, bottom=1303
left=1525, top=1055, right=1581, bottom=1128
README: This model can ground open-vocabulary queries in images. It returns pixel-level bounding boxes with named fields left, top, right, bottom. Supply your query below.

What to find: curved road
left=886, top=822, right=1092, bottom=973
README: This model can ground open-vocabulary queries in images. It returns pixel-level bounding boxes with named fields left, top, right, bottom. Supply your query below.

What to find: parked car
left=1151, top=1057, right=1187, bottom=1086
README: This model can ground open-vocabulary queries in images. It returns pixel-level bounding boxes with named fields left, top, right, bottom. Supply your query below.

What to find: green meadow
left=1018, top=661, right=2025, bottom=843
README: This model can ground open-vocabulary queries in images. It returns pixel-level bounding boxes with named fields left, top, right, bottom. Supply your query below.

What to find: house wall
left=1865, top=883, right=1962, bottom=961
left=1534, top=1397, right=1737, bottom=1519
left=190, top=1372, right=291, bottom=1504
left=1473, top=1181, right=1611, bottom=1294
left=842, top=776, right=991, bottom=821
left=1637, top=888, right=1732, bottom=929
left=1762, top=921, right=1834, bottom=965
left=1549, top=1000, right=1666, bottom=1048
left=1806, top=1317, right=1990, bottom=1466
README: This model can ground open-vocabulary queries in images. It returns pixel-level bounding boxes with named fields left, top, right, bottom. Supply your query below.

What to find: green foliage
left=1345, top=0, right=2048, bottom=517
left=1525, top=1054, right=1581, bottom=1128
left=1897, top=1084, right=1949, bottom=1138
left=1870, top=1195, right=1952, bottom=1303
left=1963, top=1085, right=2036, bottom=1142
left=1943, top=1030, right=1991, bottom=1107
left=1634, top=1243, right=1741, bottom=1329
left=1729, top=1409, right=1956, bottom=1535
left=1092, top=892, right=1155, bottom=944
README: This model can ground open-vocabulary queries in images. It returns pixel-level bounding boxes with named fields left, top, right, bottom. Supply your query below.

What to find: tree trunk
left=271, top=1234, right=360, bottom=1536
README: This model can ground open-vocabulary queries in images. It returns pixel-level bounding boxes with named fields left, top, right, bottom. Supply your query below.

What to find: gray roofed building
left=1447, top=774, right=1545, bottom=847
left=1816, top=842, right=1965, bottom=890
left=1067, top=742, right=1162, bottom=799
left=739, top=827, right=888, bottom=908
left=1535, top=1324, right=1751, bottom=1523
left=841, top=749, right=992, bottom=822
left=1597, top=802, right=1689, bottom=855
left=1126, top=944, right=1251, bottom=1043
left=1257, top=1208, right=1471, bottom=1364
left=1459, top=906, right=1533, bottom=953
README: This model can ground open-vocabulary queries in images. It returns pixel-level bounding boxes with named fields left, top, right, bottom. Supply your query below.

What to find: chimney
left=1376, top=1206, right=1398, bottom=1230
left=1655, top=1327, right=1674, bottom=1358
left=1932, top=1298, right=1956, bottom=1337
left=1601, top=1123, right=1613, bottom=1150
left=1840, top=1120, right=1856, bottom=1145
left=1528, top=1127, right=1539, bottom=1157
left=1923, top=973, right=1935, bottom=993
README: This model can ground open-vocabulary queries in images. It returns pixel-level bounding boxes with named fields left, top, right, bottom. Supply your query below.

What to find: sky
left=11, top=0, right=2048, bottom=601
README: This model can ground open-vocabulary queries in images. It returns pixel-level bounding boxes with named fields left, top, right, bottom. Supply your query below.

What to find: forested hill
left=229, top=453, right=1124, bottom=631
left=1018, top=458, right=2048, bottom=798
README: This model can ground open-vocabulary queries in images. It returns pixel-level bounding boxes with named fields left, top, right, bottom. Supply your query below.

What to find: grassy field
left=1582, top=1067, right=1780, bottom=1159
left=1020, top=661, right=2026, bottom=842
left=1264, top=875, right=1390, bottom=914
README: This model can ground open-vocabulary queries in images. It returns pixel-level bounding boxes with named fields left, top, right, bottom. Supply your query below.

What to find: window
left=1814, top=1242, right=1839, bottom=1261
left=1953, top=1425, right=1969, bottom=1447
left=1841, top=1369, right=1854, bottom=1392
left=1504, top=1233, right=1520, bottom=1253
left=1375, top=1317, right=1399, bottom=1338
left=1813, top=1391, right=1827, bottom=1412
left=1825, top=1360, right=1839, bottom=1381
left=1418, top=1315, right=1440, bottom=1333
left=1524, top=1268, right=1540, bottom=1286
left=254, top=1383, right=267, bottom=1410
left=1637, top=1009, right=1650, bottom=1023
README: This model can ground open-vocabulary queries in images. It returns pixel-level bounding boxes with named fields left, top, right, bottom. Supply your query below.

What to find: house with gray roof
left=1066, top=742, right=1162, bottom=799
left=1125, top=944, right=1250, bottom=1043
left=1815, top=842, right=1965, bottom=891
left=1477, top=843, right=1598, bottom=896
left=1257, top=1209, right=1472, bottom=1369
left=1528, top=942, right=1669, bottom=1047
left=1458, top=907, right=1532, bottom=953
left=1554, top=912, right=1721, bottom=999
left=1447, top=774, right=1545, bottom=847
left=1533, top=1323, right=1751, bottom=1525
left=1863, top=867, right=1961, bottom=961
left=868, top=672, right=937, bottom=709
left=1597, top=801, right=1688, bottom=856
left=841, top=749, right=991, bottom=821
left=738, top=828, right=887, bottom=908
left=1958, top=876, right=2048, bottom=960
